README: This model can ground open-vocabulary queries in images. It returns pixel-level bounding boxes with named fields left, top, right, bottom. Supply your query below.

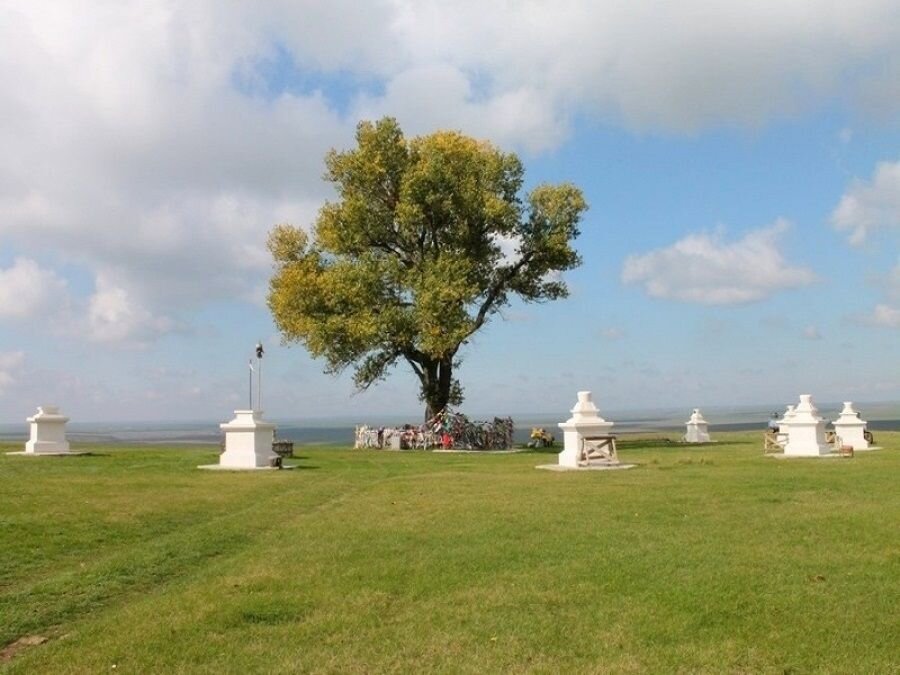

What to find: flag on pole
left=256, top=342, right=264, bottom=359
left=248, top=359, right=255, bottom=373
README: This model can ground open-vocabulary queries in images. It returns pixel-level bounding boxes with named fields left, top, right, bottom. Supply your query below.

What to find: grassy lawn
left=1, top=433, right=898, bottom=673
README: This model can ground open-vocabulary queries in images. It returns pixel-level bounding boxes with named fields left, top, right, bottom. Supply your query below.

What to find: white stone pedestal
left=684, top=409, right=711, bottom=443
left=25, top=406, right=71, bottom=454
left=776, top=405, right=796, bottom=447
left=832, top=402, right=869, bottom=450
left=200, top=410, right=282, bottom=470
left=556, top=391, right=616, bottom=468
left=784, top=395, right=831, bottom=457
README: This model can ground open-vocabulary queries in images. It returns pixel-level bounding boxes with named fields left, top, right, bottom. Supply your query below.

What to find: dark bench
left=272, top=441, right=294, bottom=459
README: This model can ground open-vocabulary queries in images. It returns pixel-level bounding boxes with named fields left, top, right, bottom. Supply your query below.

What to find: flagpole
left=248, top=359, right=253, bottom=409
left=255, top=341, right=264, bottom=412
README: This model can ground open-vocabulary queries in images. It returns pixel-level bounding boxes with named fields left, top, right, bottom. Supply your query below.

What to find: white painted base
left=684, top=427, right=711, bottom=443
left=25, top=440, right=71, bottom=454
left=832, top=426, right=869, bottom=450
left=197, top=464, right=296, bottom=471
left=24, top=406, right=71, bottom=454
left=536, top=463, right=636, bottom=472
left=218, top=409, right=277, bottom=469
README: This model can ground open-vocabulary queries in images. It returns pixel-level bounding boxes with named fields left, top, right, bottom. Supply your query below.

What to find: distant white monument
left=556, top=391, right=618, bottom=468
left=832, top=402, right=869, bottom=450
left=24, top=406, right=71, bottom=454
left=784, top=394, right=830, bottom=457
left=684, top=408, right=711, bottom=443
left=214, top=409, right=278, bottom=469
left=199, top=342, right=290, bottom=470
left=777, top=404, right=796, bottom=447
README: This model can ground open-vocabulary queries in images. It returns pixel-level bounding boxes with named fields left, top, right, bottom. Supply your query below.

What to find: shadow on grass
left=519, top=445, right=560, bottom=455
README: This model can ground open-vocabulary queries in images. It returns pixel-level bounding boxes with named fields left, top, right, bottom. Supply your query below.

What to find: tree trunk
left=421, top=357, right=453, bottom=422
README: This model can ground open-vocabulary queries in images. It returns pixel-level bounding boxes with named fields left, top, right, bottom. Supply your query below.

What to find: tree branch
left=465, top=250, right=534, bottom=339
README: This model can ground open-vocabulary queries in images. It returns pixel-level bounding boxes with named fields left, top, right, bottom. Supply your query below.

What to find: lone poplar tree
left=268, top=117, right=587, bottom=419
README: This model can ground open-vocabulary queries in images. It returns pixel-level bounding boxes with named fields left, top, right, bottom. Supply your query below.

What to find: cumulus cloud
left=0, top=258, right=69, bottom=319
left=0, top=351, right=25, bottom=393
left=832, top=160, right=900, bottom=244
left=869, top=303, right=900, bottom=328
left=1, top=0, right=899, bottom=348
left=389, top=0, right=900, bottom=133
left=352, top=64, right=568, bottom=152
left=621, top=220, right=817, bottom=304
left=85, top=275, right=177, bottom=345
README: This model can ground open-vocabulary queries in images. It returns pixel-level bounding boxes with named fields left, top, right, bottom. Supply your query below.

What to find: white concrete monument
left=777, top=404, right=796, bottom=447
left=784, top=394, right=831, bottom=457
left=556, top=391, right=616, bottom=468
left=832, top=402, right=869, bottom=450
left=24, top=406, right=71, bottom=454
left=684, top=408, right=711, bottom=443
left=204, top=409, right=279, bottom=470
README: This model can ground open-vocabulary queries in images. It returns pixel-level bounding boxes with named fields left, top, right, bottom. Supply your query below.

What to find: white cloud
left=352, top=64, right=568, bottom=152
left=870, top=303, right=900, bottom=328
left=0, top=351, right=25, bottom=393
left=621, top=219, right=817, bottom=304
left=493, top=233, right=523, bottom=264
left=802, top=325, right=822, bottom=340
left=600, top=327, right=625, bottom=340
left=832, top=160, right=900, bottom=244
left=0, top=258, right=179, bottom=345
left=0, top=0, right=898, bottom=348
left=85, top=275, right=176, bottom=345
left=388, top=0, right=900, bottom=133
left=0, top=258, right=69, bottom=319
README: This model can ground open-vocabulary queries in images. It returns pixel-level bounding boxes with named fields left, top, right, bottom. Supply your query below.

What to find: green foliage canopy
left=268, top=117, right=588, bottom=417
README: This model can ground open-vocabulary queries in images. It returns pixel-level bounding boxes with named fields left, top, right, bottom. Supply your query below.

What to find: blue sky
left=1, top=1, right=899, bottom=423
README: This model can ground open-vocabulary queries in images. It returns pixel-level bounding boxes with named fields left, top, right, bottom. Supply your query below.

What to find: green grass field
left=2, top=433, right=898, bottom=673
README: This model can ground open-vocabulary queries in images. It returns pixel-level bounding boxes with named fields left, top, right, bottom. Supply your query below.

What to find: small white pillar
left=25, top=406, right=71, bottom=454
left=784, top=394, right=830, bottom=456
left=684, top=408, right=711, bottom=443
left=832, top=402, right=869, bottom=450
left=557, top=391, right=614, bottom=468
left=217, top=410, right=277, bottom=469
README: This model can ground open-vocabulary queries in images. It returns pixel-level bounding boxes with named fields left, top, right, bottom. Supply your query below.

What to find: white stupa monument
left=215, top=409, right=278, bottom=469
left=832, top=402, right=870, bottom=450
left=24, top=405, right=71, bottom=454
left=199, top=342, right=291, bottom=470
left=534, top=390, right=634, bottom=471
left=777, top=404, right=796, bottom=447
left=783, top=394, right=831, bottom=457
left=684, top=408, right=711, bottom=443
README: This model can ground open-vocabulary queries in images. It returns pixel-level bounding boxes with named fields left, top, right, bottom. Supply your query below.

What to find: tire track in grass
left=0, top=451, right=445, bottom=653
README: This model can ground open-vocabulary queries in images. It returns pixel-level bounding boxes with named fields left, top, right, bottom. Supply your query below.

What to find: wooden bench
left=273, top=440, right=294, bottom=458
left=579, top=435, right=618, bottom=466
left=764, top=431, right=783, bottom=453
